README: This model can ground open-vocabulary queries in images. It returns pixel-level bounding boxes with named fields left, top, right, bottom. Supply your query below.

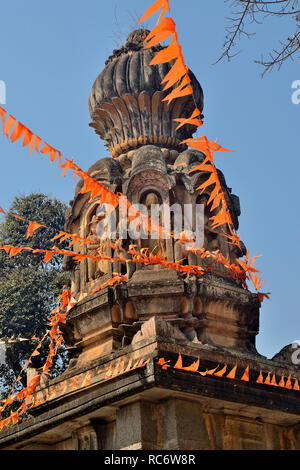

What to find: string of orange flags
left=138, top=1, right=270, bottom=301
left=0, top=274, right=129, bottom=431
left=0, top=3, right=270, bottom=307
left=157, top=354, right=300, bottom=391
left=0, top=100, right=269, bottom=298
left=28, top=355, right=150, bottom=411
left=0, top=205, right=95, bottom=247
left=0, top=207, right=269, bottom=298
left=0, top=105, right=244, bottom=255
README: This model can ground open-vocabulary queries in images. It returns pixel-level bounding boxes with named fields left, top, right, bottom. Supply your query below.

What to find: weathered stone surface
left=1, top=336, right=300, bottom=450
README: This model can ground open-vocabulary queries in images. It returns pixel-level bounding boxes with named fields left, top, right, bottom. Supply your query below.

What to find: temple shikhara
left=0, top=26, right=299, bottom=451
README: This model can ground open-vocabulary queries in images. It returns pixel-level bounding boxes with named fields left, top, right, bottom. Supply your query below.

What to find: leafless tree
left=216, top=0, right=300, bottom=76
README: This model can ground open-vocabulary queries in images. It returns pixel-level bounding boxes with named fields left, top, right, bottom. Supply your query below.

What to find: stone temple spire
left=88, top=29, right=204, bottom=159
left=61, top=29, right=252, bottom=361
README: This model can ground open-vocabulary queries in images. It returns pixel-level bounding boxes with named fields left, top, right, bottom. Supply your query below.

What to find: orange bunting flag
left=5, top=115, right=16, bottom=137
left=182, top=137, right=233, bottom=159
left=144, top=17, right=176, bottom=49
left=105, top=364, right=113, bottom=379
left=174, top=108, right=203, bottom=130
left=81, top=373, right=91, bottom=388
left=9, top=246, right=24, bottom=258
left=241, top=366, right=250, bottom=382
left=258, top=292, right=271, bottom=303
left=10, top=121, right=26, bottom=143
left=72, top=377, right=78, bottom=390
left=278, top=374, right=285, bottom=387
left=22, top=128, right=35, bottom=156
left=35, top=135, right=42, bottom=152
left=0, top=106, right=6, bottom=134
left=125, top=356, right=134, bottom=372
left=199, top=366, right=219, bottom=376
left=138, top=0, right=170, bottom=24
left=43, top=251, right=55, bottom=264
left=26, top=221, right=44, bottom=239
left=256, top=370, right=264, bottom=384
left=162, top=75, right=193, bottom=104
left=0, top=206, right=6, bottom=215
left=226, top=364, right=237, bottom=379
left=161, top=57, right=188, bottom=91
left=271, top=373, right=278, bottom=387
left=183, top=358, right=200, bottom=372
left=264, top=372, right=271, bottom=385
left=293, top=378, right=300, bottom=391
left=150, top=43, right=181, bottom=66
left=174, top=353, right=183, bottom=369
left=214, top=365, right=227, bottom=377
left=41, top=143, right=57, bottom=163
left=285, top=375, right=292, bottom=390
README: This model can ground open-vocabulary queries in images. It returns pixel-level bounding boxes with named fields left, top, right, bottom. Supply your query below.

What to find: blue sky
left=0, top=0, right=299, bottom=358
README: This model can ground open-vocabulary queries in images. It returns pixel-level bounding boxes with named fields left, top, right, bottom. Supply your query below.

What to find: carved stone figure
left=86, top=213, right=109, bottom=280
left=140, top=192, right=167, bottom=258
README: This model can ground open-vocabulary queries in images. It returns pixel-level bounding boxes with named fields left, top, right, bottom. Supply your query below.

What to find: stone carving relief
left=86, top=206, right=110, bottom=282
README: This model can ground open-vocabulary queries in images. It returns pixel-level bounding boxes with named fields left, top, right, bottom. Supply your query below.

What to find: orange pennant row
left=0, top=275, right=128, bottom=432
left=0, top=4, right=269, bottom=299
left=157, top=354, right=300, bottom=391
left=138, top=1, right=269, bottom=300
left=29, top=355, right=149, bottom=409
left=0, top=241, right=249, bottom=288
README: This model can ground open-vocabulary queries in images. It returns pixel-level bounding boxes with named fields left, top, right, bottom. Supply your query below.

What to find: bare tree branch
left=216, top=0, right=300, bottom=74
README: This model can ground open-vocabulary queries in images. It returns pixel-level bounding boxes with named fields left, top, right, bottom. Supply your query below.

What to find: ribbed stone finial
left=89, top=29, right=204, bottom=158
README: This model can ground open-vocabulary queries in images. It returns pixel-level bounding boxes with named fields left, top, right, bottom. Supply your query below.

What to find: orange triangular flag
left=138, top=0, right=170, bottom=24
left=144, top=17, right=176, bottom=48
left=293, top=378, right=300, bottom=391
left=72, top=377, right=78, bottom=390
left=43, top=251, right=55, bottom=264
left=105, top=363, right=113, bottom=379
left=81, top=373, right=91, bottom=388
left=278, top=374, right=285, bottom=387
left=26, top=221, right=44, bottom=239
left=285, top=375, right=292, bottom=389
left=150, top=43, right=181, bottom=66
left=214, top=364, right=227, bottom=377
left=174, top=353, right=183, bottom=369
left=125, top=356, right=133, bottom=372
left=162, top=57, right=187, bottom=91
left=200, top=366, right=219, bottom=376
left=5, top=115, right=16, bottom=137
left=226, top=364, right=237, bottom=379
left=264, top=372, right=271, bottom=385
left=10, top=121, right=26, bottom=143
left=183, top=358, right=200, bottom=372
left=174, top=108, right=203, bottom=130
left=256, top=370, right=264, bottom=383
left=0, top=106, right=6, bottom=134
left=157, top=357, right=167, bottom=366
left=271, top=373, right=278, bottom=386
left=35, top=135, right=42, bottom=152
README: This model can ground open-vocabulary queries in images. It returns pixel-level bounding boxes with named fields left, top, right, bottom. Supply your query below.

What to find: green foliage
left=0, top=193, right=71, bottom=398
left=0, top=193, right=68, bottom=269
